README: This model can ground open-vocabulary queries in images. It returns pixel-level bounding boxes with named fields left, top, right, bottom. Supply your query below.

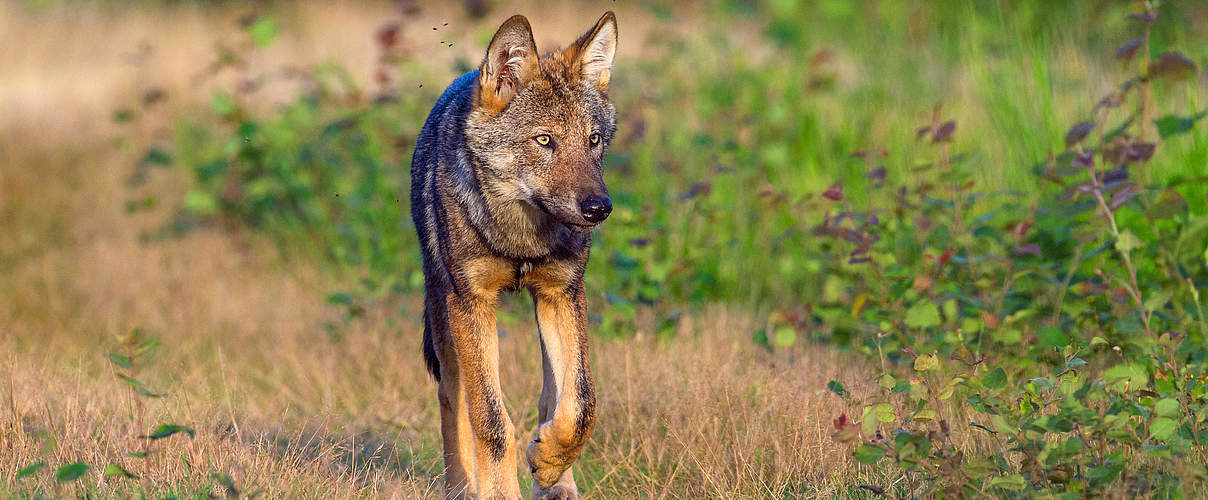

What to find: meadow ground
left=2, top=1, right=1206, bottom=498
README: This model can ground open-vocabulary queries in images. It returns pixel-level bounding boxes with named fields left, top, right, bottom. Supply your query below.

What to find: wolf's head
left=465, top=12, right=618, bottom=233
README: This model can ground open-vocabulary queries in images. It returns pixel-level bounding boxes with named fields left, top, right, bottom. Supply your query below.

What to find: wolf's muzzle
left=579, top=195, right=612, bottom=223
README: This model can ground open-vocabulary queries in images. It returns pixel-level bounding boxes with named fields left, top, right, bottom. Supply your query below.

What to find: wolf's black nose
left=580, top=195, right=612, bottom=223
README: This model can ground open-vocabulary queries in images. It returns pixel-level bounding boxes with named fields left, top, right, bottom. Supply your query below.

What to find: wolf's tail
left=422, top=313, right=440, bottom=380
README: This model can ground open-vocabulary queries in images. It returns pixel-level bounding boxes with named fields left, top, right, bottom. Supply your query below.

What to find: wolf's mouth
left=532, top=197, right=596, bottom=232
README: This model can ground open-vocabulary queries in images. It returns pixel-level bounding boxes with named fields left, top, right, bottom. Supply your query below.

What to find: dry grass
left=0, top=134, right=888, bottom=497
left=0, top=2, right=986, bottom=498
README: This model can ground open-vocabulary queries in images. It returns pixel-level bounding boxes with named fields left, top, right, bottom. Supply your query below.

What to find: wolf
left=409, top=11, right=618, bottom=500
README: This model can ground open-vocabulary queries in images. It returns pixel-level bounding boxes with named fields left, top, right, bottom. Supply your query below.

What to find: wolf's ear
left=571, top=11, right=617, bottom=92
left=479, top=15, right=540, bottom=111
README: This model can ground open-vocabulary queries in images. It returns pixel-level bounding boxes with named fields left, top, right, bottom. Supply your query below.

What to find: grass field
left=2, top=1, right=1207, bottom=498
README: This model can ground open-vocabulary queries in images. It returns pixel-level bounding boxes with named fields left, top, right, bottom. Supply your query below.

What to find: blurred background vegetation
left=98, top=0, right=1207, bottom=326
left=3, top=0, right=1208, bottom=497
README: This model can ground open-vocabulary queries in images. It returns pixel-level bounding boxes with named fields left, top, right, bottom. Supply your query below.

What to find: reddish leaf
left=932, top=121, right=957, bottom=143
left=823, top=183, right=844, bottom=201
left=938, top=249, right=954, bottom=268
left=1013, top=220, right=1034, bottom=238
left=1148, top=52, right=1197, bottom=82
left=1110, top=183, right=1140, bottom=211
left=377, top=23, right=400, bottom=49
left=1101, top=167, right=1130, bottom=187
left=1072, top=280, right=1108, bottom=296
left=1073, top=151, right=1095, bottom=168
left=1116, top=37, right=1144, bottom=61
left=1128, top=11, right=1158, bottom=23
left=1128, top=142, right=1155, bottom=163
left=915, top=216, right=932, bottom=232
left=901, top=347, right=918, bottom=358
left=1064, top=122, right=1094, bottom=147
left=1111, top=287, right=1130, bottom=303
left=1013, top=244, right=1042, bottom=257
left=678, top=181, right=712, bottom=201
left=982, top=312, right=1001, bottom=330
left=833, top=413, right=850, bottom=430
left=912, top=275, right=934, bottom=293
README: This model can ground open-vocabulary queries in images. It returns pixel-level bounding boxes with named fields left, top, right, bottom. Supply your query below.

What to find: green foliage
left=819, top=7, right=1208, bottom=495
left=115, top=0, right=1208, bottom=495
left=53, top=463, right=89, bottom=483
left=143, top=424, right=196, bottom=440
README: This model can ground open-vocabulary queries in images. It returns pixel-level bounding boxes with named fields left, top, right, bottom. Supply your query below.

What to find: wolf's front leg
left=447, top=293, right=521, bottom=500
left=528, top=280, right=597, bottom=499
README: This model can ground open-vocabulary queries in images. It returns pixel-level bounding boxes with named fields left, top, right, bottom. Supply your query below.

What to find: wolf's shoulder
left=423, top=70, right=478, bottom=132
left=413, top=71, right=479, bottom=172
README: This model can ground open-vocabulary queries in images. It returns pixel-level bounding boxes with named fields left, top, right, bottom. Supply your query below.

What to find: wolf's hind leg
left=435, top=340, right=478, bottom=499
left=526, top=282, right=596, bottom=494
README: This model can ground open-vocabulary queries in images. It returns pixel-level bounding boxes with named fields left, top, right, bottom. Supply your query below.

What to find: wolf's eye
left=534, top=134, right=553, bottom=147
left=589, top=133, right=601, bottom=146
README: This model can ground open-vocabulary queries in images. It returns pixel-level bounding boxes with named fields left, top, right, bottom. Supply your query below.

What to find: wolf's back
left=410, top=70, right=479, bottom=379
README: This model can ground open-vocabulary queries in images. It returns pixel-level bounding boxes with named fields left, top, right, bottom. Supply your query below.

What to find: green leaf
left=54, top=463, right=90, bottom=482
left=751, top=329, right=771, bottom=352
left=989, top=474, right=1027, bottom=491
left=913, top=353, right=939, bottom=372
left=1115, top=230, right=1143, bottom=253
left=905, top=302, right=941, bottom=328
left=772, top=327, right=797, bottom=347
left=142, top=424, right=195, bottom=440
left=861, top=406, right=878, bottom=436
left=184, top=190, right=219, bottom=215
left=1103, top=362, right=1148, bottom=391
left=853, top=444, right=887, bottom=464
left=1153, top=111, right=1206, bottom=139
left=1143, top=289, right=1173, bottom=313
left=211, top=91, right=238, bottom=117
left=1150, top=417, right=1178, bottom=440
left=1154, top=398, right=1181, bottom=417
left=248, top=17, right=279, bottom=48
left=876, top=373, right=896, bottom=389
left=116, top=374, right=144, bottom=388
left=127, top=451, right=150, bottom=458
left=135, top=339, right=160, bottom=357
left=136, top=387, right=167, bottom=398
left=983, top=367, right=1006, bottom=389
left=826, top=380, right=848, bottom=398
left=112, top=108, right=137, bottom=124
left=1037, top=327, right=1069, bottom=347
left=140, top=147, right=173, bottom=167
left=875, top=403, right=896, bottom=423
left=106, top=353, right=132, bottom=369
left=16, top=462, right=45, bottom=479
left=991, top=415, right=1015, bottom=435
left=103, top=463, right=139, bottom=479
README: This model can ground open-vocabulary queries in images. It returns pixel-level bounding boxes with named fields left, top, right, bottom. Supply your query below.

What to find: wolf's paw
left=526, top=437, right=573, bottom=488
